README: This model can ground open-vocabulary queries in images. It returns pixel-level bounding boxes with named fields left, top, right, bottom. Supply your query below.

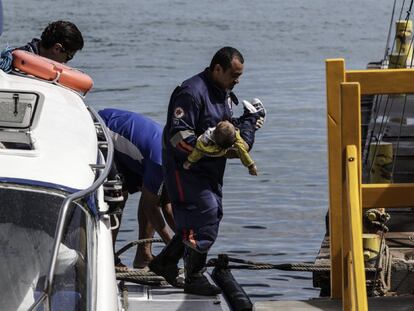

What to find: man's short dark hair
left=209, top=46, right=244, bottom=71
left=40, top=20, right=84, bottom=52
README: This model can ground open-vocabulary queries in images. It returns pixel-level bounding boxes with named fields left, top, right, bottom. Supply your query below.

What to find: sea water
left=1, top=0, right=393, bottom=300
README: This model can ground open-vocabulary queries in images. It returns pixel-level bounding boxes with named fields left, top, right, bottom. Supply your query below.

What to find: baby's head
left=214, top=121, right=236, bottom=149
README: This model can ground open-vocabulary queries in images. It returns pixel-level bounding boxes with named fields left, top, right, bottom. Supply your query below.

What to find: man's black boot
left=184, top=246, right=221, bottom=296
left=149, top=234, right=185, bottom=287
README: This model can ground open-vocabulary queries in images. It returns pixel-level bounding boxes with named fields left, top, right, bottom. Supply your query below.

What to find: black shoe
left=149, top=234, right=185, bottom=288
left=149, top=256, right=184, bottom=288
left=184, top=273, right=222, bottom=296
left=184, top=246, right=221, bottom=296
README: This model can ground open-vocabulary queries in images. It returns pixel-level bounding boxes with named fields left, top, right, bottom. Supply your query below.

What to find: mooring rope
left=117, top=276, right=169, bottom=286
left=115, top=238, right=167, bottom=286
left=115, top=240, right=383, bottom=289
left=115, top=267, right=170, bottom=286
left=118, top=281, right=129, bottom=311
left=206, top=255, right=380, bottom=273
left=115, top=238, right=164, bottom=257
left=116, top=271, right=164, bottom=280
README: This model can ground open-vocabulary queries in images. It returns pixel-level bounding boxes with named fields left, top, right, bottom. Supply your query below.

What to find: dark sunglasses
left=60, top=46, right=76, bottom=62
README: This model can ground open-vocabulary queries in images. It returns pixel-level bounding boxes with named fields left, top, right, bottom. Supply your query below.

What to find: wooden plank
left=341, top=83, right=362, bottom=310
left=326, top=59, right=345, bottom=298
left=347, top=69, right=414, bottom=95
left=346, top=145, right=368, bottom=311
left=362, top=183, right=414, bottom=208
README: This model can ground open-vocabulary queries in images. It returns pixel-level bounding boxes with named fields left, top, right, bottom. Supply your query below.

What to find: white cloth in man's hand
left=242, top=98, right=266, bottom=129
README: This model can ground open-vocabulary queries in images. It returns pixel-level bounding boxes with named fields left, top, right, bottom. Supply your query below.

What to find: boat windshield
left=0, top=184, right=88, bottom=311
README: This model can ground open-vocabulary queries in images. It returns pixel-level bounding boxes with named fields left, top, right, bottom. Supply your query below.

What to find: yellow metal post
left=346, top=145, right=368, bottom=311
left=326, top=59, right=345, bottom=298
left=341, top=82, right=361, bottom=310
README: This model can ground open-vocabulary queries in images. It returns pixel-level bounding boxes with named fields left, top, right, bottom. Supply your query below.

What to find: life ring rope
left=51, top=70, right=61, bottom=84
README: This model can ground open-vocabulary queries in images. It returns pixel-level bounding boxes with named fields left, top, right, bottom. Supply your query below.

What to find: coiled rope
left=116, top=269, right=169, bottom=286
left=115, top=238, right=167, bottom=286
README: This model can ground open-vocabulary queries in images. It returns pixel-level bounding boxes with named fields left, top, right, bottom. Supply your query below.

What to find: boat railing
left=29, top=106, right=114, bottom=311
left=326, top=59, right=414, bottom=309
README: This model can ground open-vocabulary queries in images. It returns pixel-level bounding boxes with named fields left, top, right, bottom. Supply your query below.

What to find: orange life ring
left=12, top=50, right=94, bottom=94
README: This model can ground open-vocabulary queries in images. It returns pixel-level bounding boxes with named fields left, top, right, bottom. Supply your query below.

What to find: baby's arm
left=184, top=138, right=210, bottom=169
left=234, top=130, right=258, bottom=175
left=184, top=147, right=204, bottom=169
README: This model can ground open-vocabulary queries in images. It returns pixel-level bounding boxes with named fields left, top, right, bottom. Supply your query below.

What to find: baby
left=183, top=120, right=258, bottom=175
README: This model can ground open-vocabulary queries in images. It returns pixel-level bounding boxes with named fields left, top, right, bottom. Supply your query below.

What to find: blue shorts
left=114, top=157, right=163, bottom=196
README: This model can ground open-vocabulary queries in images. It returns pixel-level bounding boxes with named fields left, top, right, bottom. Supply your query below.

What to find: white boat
left=0, top=64, right=242, bottom=311
left=0, top=69, right=120, bottom=311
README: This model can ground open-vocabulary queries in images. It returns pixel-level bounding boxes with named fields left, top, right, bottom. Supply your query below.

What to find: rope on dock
left=118, top=281, right=129, bottom=311
left=114, top=240, right=380, bottom=287
left=116, top=268, right=170, bottom=286
left=115, top=238, right=164, bottom=257
left=115, top=238, right=167, bottom=286
left=207, top=254, right=380, bottom=273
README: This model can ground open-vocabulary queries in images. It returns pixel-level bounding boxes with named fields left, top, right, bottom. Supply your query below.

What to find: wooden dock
left=313, top=67, right=414, bottom=298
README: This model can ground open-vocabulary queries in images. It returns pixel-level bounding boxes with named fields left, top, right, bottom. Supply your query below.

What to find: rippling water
left=1, top=0, right=394, bottom=301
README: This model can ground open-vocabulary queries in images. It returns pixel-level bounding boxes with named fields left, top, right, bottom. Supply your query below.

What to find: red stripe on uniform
left=178, top=141, right=194, bottom=153
left=176, top=144, right=189, bottom=153
left=175, top=170, right=185, bottom=202
left=188, top=229, right=197, bottom=248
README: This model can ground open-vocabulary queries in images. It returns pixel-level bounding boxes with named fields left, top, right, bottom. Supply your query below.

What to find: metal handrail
left=29, top=106, right=113, bottom=311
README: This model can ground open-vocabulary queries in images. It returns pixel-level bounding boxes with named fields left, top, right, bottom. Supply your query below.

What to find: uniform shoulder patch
left=174, top=107, right=185, bottom=118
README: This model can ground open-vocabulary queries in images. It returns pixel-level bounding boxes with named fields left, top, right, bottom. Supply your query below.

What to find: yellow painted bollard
left=389, top=53, right=409, bottom=68
left=390, top=20, right=413, bottom=68
left=396, top=20, right=413, bottom=55
left=368, top=142, right=393, bottom=183
left=362, top=233, right=381, bottom=261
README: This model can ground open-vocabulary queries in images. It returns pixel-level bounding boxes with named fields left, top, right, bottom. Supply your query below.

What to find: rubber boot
left=184, top=246, right=221, bottom=296
left=149, top=234, right=184, bottom=287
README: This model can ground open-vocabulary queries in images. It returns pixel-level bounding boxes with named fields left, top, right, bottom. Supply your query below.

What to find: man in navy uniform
left=149, top=47, right=265, bottom=295
left=99, top=108, right=175, bottom=268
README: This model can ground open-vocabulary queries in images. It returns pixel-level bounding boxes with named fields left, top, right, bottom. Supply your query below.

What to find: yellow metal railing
left=344, top=145, right=368, bottom=311
left=326, top=58, right=414, bottom=309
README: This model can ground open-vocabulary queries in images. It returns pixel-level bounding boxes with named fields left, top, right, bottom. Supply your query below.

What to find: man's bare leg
left=134, top=192, right=155, bottom=268
left=134, top=187, right=171, bottom=268
left=161, top=202, right=176, bottom=233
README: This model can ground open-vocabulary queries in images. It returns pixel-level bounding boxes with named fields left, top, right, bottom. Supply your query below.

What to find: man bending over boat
left=17, top=20, right=83, bottom=63
left=99, top=108, right=175, bottom=268
left=149, top=47, right=265, bottom=295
